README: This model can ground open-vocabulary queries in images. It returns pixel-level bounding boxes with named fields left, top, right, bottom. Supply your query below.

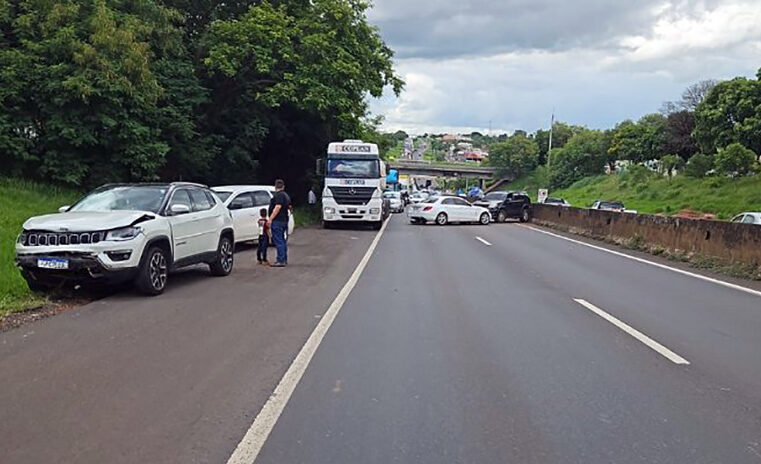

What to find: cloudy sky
left=366, top=0, right=761, bottom=135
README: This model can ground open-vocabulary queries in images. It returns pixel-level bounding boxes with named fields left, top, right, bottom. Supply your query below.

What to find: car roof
left=98, top=182, right=208, bottom=189
left=212, top=185, right=276, bottom=193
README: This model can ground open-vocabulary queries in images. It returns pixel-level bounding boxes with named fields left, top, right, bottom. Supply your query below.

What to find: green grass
left=504, top=168, right=761, bottom=219
left=0, top=179, right=80, bottom=318
left=293, top=205, right=322, bottom=228
left=500, top=166, right=551, bottom=198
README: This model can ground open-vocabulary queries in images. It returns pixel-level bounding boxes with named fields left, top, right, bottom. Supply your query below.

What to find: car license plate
left=37, top=258, right=69, bottom=270
left=341, top=179, right=366, bottom=185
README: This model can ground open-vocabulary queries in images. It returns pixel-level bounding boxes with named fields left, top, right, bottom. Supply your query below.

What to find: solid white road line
left=574, top=299, right=690, bottom=365
left=475, top=236, right=492, bottom=246
left=523, top=225, right=761, bottom=299
left=226, top=218, right=391, bottom=464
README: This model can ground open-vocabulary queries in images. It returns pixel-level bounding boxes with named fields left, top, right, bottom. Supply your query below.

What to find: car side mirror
left=169, top=204, right=191, bottom=216
left=58, top=205, right=71, bottom=213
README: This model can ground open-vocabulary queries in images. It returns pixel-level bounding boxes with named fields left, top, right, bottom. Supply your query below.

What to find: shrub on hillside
left=714, top=143, right=757, bottom=177
left=619, top=164, right=653, bottom=185
left=660, top=154, right=684, bottom=178
left=684, top=153, right=713, bottom=178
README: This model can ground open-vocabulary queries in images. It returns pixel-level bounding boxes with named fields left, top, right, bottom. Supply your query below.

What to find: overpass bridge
left=387, top=160, right=500, bottom=180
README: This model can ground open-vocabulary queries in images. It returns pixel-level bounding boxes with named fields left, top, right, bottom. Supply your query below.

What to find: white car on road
left=408, top=196, right=491, bottom=225
left=731, top=212, right=761, bottom=225
left=409, top=191, right=428, bottom=204
left=212, top=186, right=295, bottom=243
left=15, top=183, right=235, bottom=295
left=383, top=191, right=405, bottom=213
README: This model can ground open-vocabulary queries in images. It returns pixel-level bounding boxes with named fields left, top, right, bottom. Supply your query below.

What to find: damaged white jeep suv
left=15, top=183, right=235, bottom=295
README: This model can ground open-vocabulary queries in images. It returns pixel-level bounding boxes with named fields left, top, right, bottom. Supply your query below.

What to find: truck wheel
left=497, top=210, right=507, bottom=223
left=135, top=246, right=169, bottom=295
left=520, top=207, right=531, bottom=223
left=209, top=235, right=234, bottom=276
left=436, top=212, right=448, bottom=225
left=372, top=220, right=383, bottom=230
left=322, top=221, right=333, bottom=229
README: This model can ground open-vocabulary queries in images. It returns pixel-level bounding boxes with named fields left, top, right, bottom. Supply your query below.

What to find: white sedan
left=383, top=191, right=405, bottom=213
left=408, top=196, right=491, bottom=225
left=212, top=185, right=295, bottom=243
left=731, top=212, right=761, bottom=225
left=409, top=192, right=428, bottom=204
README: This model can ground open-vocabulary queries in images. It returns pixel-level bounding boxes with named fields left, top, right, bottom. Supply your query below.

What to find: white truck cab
left=321, top=140, right=388, bottom=230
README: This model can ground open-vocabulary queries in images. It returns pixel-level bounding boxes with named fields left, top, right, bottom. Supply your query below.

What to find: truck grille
left=20, top=230, right=105, bottom=247
left=328, top=186, right=376, bottom=205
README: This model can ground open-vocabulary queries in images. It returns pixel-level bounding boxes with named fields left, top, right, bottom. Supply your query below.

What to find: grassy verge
left=293, top=205, right=322, bottom=228
left=0, top=179, right=80, bottom=318
left=500, top=166, right=551, bottom=198
left=504, top=167, right=761, bottom=219
left=554, top=174, right=761, bottom=219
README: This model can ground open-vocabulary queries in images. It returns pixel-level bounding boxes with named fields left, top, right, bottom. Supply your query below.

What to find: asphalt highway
left=2, top=214, right=761, bottom=463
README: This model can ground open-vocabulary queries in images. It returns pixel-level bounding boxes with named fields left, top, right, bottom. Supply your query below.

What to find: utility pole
left=546, top=110, right=555, bottom=167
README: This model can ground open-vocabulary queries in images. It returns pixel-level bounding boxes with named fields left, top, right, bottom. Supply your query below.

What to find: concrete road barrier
left=532, top=204, right=761, bottom=270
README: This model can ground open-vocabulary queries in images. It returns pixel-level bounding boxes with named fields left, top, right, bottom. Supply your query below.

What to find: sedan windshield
left=70, top=186, right=168, bottom=213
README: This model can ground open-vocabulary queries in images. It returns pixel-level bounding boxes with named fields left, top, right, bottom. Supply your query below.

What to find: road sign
left=538, top=189, right=549, bottom=204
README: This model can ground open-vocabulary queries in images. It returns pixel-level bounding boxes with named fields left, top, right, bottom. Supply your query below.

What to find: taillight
left=423, top=206, right=433, bottom=211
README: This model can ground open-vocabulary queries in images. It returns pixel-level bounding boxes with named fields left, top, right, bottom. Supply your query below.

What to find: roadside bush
left=660, top=154, right=684, bottom=178
left=619, top=164, right=652, bottom=185
left=714, top=143, right=757, bottom=177
left=684, top=153, right=713, bottom=178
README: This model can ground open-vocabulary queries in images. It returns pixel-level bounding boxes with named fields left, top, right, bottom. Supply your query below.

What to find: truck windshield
left=327, top=159, right=379, bottom=179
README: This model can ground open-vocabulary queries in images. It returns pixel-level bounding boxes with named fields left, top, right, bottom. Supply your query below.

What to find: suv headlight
left=105, top=226, right=141, bottom=241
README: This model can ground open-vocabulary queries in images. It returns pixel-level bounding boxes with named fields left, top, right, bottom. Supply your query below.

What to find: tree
left=535, top=121, right=583, bottom=164
left=661, top=80, right=718, bottom=113
left=608, top=114, right=666, bottom=163
left=662, top=110, right=698, bottom=161
left=549, top=130, right=608, bottom=188
left=0, top=0, right=185, bottom=186
left=714, top=143, right=757, bottom=177
left=660, top=154, right=684, bottom=178
left=202, top=0, right=404, bottom=198
left=683, top=153, right=713, bottom=178
left=488, top=133, right=539, bottom=178
left=694, top=71, right=761, bottom=156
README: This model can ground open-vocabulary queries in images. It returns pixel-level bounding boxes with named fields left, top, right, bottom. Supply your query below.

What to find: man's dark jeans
left=271, top=221, right=288, bottom=264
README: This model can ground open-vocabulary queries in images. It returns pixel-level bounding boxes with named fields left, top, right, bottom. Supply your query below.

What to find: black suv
left=475, top=191, right=532, bottom=223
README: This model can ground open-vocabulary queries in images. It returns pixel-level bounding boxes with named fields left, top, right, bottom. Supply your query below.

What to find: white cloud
left=368, top=0, right=761, bottom=134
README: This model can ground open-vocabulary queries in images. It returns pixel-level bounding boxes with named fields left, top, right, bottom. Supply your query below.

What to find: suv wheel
left=209, top=235, right=234, bottom=276
left=136, top=246, right=169, bottom=295
left=519, top=207, right=531, bottom=223
left=497, top=210, right=507, bottom=223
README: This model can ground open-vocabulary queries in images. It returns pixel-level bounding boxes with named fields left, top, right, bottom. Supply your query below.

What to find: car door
left=504, top=193, right=522, bottom=216
left=229, top=192, right=257, bottom=242
left=166, top=188, right=197, bottom=261
left=449, top=197, right=473, bottom=221
left=188, top=187, right=220, bottom=254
